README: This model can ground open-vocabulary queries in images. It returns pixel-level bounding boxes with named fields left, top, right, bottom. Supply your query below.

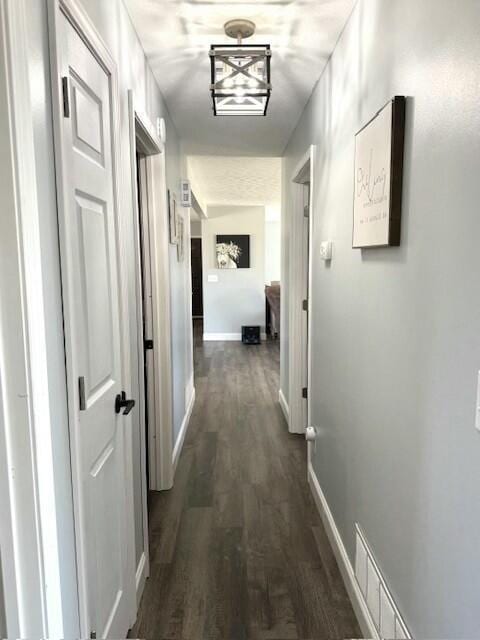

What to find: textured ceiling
left=125, top=0, right=356, bottom=156
left=188, top=156, right=282, bottom=208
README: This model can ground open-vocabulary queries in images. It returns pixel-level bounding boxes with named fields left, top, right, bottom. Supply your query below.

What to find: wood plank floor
left=130, top=322, right=362, bottom=640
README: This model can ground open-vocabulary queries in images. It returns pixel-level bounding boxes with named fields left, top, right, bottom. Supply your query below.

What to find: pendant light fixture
left=209, top=19, right=272, bottom=116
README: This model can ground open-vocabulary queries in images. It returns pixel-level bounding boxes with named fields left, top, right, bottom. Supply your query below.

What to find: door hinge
left=302, top=299, right=308, bottom=312
left=79, top=376, right=86, bottom=411
left=302, top=387, right=308, bottom=400
left=62, top=76, right=70, bottom=118
left=144, top=339, right=154, bottom=351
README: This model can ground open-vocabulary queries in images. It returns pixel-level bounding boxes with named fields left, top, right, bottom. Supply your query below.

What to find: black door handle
left=115, top=391, right=136, bottom=416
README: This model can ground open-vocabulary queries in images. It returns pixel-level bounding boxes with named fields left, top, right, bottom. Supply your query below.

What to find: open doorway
left=191, top=237, right=203, bottom=320
left=128, top=93, right=176, bottom=607
left=288, top=146, right=316, bottom=435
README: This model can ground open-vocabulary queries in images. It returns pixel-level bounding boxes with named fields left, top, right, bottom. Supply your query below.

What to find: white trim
left=288, top=145, right=316, bottom=435
left=203, top=333, right=268, bottom=342
left=127, top=93, right=174, bottom=495
left=128, top=91, right=166, bottom=604
left=0, top=0, right=77, bottom=637
left=308, top=463, right=380, bottom=640
left=135, top=552, right=147, bottom=607
left=278, top=389, right=290, bottom=425
left=172, top=388, right=196, bottom=473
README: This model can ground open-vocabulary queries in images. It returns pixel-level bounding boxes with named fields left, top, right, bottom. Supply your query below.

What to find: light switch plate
left=320, top=240, right=333, bottom=261
left=208, top=274, right=219, bottom=283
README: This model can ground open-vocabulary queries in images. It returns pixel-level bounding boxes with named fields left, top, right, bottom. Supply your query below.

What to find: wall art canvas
left=168, top=189, right=178, bottom=245
left=176, top=214, right=185, bottom=262
left=353, top=96, right=406, bottom=248
left=216, top=235, right=250, bottom=269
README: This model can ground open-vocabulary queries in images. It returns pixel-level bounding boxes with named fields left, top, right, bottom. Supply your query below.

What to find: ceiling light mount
left=209, top=19, right=272, bottom=117
left=224, top=19, right=256, bottom=42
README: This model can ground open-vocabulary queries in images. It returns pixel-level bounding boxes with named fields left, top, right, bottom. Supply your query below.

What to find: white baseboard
left=135, top=551, right=148, bottom=605
left=172, top=388, right=196, bottom=473
left=308, top=463, right=380, bottom=640
left=203, top=332, right=268, bottom=342
left=278, top=389, right=290, bottom=425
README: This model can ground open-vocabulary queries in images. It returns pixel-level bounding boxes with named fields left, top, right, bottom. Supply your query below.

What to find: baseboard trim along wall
left=203, top=332, right=268, bottom=342
left=172, top=388, right=196, bottom=473
left=278, top=389, right=290, bottom=425
left=135, top=551, right=147, bottom=605
left=307, top=463, right=380, bottom=640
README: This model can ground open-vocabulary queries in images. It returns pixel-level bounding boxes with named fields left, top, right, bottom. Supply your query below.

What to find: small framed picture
left=176, top=214, right=184, bottom=262
left=352, top=96, right=406, bottom=248
left=168, top=190, right=178, bottom=244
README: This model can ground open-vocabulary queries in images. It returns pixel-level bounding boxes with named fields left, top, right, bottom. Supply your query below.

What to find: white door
left=57, top=14, right=133, bottom=639
left=301, top=182, right=310, bottom=430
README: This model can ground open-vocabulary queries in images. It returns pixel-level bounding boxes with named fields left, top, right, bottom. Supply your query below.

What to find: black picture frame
left=216, top=234, right=250, bottom=269
left=352, top=96, right=406, bottom=248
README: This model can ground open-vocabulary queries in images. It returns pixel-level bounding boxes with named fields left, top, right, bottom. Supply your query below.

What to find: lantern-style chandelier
left=209, top=19, right=272, bottom=116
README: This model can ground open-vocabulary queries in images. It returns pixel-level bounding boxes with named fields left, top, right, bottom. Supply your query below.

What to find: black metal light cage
left=209, top=44, right=272, bottom=116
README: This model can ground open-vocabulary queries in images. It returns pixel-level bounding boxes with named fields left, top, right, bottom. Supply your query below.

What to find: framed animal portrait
left=216, top=235, right=250, bottom=269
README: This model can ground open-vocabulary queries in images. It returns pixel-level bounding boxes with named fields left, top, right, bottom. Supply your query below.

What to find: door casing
left=288, top=146, right=316, bottom=437
left=127, top=94, right=174, bottom=495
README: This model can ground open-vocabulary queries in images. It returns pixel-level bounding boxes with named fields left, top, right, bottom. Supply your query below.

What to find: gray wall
left=203, top=206, right=265, bottom=336
left=282, top=1, right=480, bottom=637
left=27, top=0, right=194, bottom=615
left=191, top=220, right=202, bottom=237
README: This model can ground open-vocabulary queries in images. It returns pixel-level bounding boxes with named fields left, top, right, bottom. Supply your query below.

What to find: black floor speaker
left=242, top=326, right=261, bottom=345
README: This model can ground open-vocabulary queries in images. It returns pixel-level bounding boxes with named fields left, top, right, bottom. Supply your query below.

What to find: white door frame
left=48, top=0, right=137, bottom=634
left=288, top=145, right=316, bottom=435
left=0, top=0, right=77, bottom=637
left=128, top=93, right=174, bottom=494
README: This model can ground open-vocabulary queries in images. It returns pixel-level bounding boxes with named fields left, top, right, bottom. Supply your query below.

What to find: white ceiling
left=125, top=0, right=356, bottom=156
left=188, top=156, right=282, bottom=210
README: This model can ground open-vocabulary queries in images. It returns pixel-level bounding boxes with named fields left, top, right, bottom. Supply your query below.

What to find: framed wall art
left=353, top=96, right=406, bottom=248
left=176, top=213, right=185, bottom=262
left=216, top=234, right=250, bottom=269
left=168, top=189, right=178, bottom=244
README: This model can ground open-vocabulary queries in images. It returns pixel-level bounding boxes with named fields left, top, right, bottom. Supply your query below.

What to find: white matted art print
left=353, top=97, right=406, bottom=248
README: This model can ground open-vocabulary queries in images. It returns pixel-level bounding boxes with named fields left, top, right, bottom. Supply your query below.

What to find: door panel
left=58, top=14, right=131, bottom=638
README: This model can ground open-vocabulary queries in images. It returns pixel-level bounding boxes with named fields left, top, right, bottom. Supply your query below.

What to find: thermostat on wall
left=320, top=240, right=333, bottom=261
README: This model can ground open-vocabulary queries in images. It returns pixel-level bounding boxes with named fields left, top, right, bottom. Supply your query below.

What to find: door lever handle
left=115, top=391, right=136, bottom=416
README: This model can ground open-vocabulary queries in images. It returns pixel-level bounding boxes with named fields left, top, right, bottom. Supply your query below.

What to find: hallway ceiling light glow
left=209, top=19, right=271, bottom=116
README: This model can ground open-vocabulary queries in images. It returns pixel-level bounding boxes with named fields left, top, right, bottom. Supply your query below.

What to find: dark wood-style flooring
left=130, top=321, right=361, bottom=639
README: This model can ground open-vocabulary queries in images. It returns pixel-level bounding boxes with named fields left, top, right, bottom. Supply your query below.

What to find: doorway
left=191, top=237, right=204, bottom=319
left=288, top=146, right=316, bottom=435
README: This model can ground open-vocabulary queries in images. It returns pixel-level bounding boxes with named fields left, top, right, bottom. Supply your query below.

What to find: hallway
left=130, top=325, right=360, bottom=639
